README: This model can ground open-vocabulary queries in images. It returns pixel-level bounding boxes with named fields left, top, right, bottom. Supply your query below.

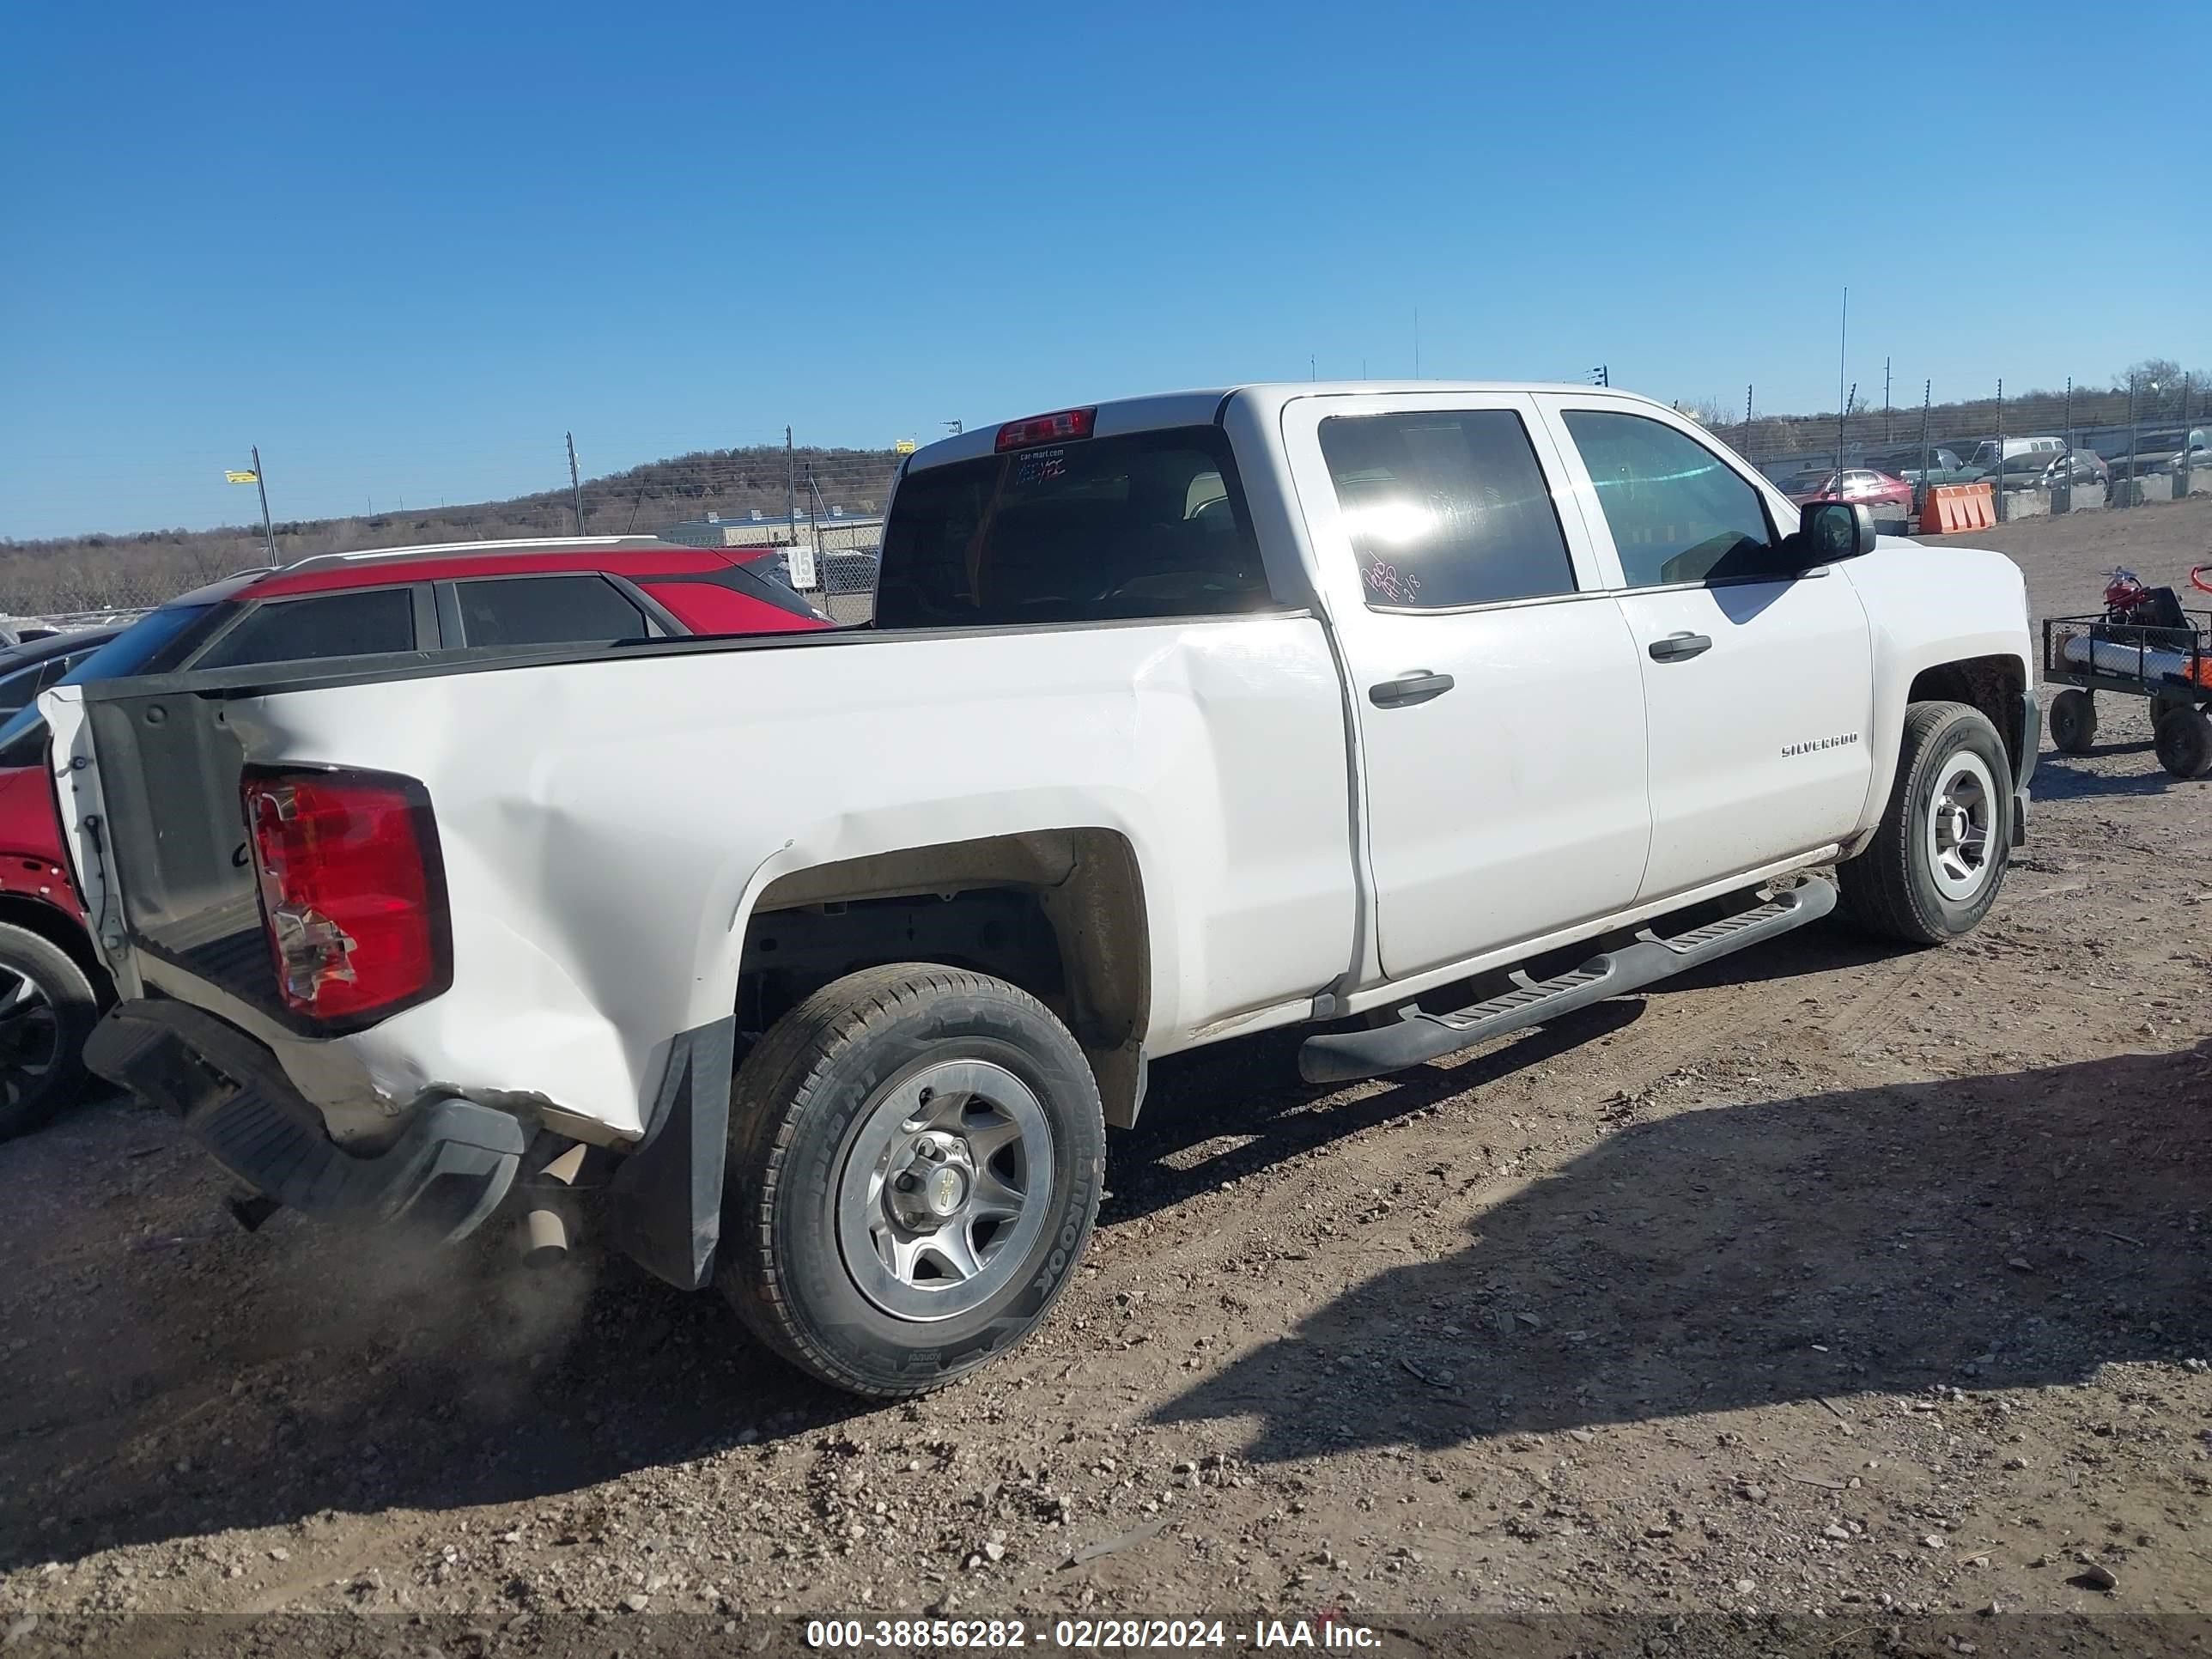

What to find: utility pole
left=1589, top=365, right=1609, bottom=387
left=566, top=432, right=585, bottom=536
left=1310, top=354, right=1316, bottom=381
left=943, top=421, right=963, bottom=437
left=1838, top=287, right=1848, bottom=429
left=786, top=461, right=823, bottom=592
left=784, top=426, right=797, bottom=538
left=807, top=461, right=828, bottom=567
left=1994, top=378, right=2005, bottom=521
left=1839, top=382, right=1855, bottom=459
left=252, top=445, right=276, bottom=568
left=2126, top=374, right=2140, bottom=497
left=1883, top=356, right=1892, bottom=442
left=1743, top=384, right=1753, bottom=458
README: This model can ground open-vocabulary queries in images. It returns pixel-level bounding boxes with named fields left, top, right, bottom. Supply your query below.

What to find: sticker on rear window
left=1013, top=448, right=1068, bottom=489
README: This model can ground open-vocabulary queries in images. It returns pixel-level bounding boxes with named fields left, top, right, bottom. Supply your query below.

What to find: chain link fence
left=661, top=513, right=884, bottom=625
left=1701, top=373, right=2209, bottom=532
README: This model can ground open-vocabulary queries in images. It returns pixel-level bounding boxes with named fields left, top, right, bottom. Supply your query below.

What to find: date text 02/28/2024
left=804, top=1618, right=1383, bottom=1650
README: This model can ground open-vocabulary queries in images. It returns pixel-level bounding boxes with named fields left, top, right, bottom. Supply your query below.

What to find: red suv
left=0, top=537, right=828, bottom=1140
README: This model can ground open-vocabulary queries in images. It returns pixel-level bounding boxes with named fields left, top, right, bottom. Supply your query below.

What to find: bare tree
left=1676, top=397, right=1737, bottom=428
left=2115, top=358, right=2188, bottom=416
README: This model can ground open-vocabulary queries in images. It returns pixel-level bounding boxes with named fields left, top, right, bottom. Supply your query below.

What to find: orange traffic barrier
left=1918, top=482, right=1995, bottom=535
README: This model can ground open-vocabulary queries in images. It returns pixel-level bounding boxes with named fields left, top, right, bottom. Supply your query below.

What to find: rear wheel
left=1839, top=701, right=2012, bottom=945
left=2047, top=689, right=2097, bottom=755
left=0, top=921, right=98, bottom=1142
left=721, top=963, right=1105, bottom=1398
left=2154, top=707, right=2212, bottom=780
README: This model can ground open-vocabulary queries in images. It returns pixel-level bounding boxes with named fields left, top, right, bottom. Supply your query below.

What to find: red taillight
left=242, top=767, right=449, bottom=1024
left=994, top=407, right=1096, bottom=452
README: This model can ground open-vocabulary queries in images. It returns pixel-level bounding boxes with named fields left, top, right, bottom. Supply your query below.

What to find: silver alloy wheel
left=835, top=1057, right=1055, bottom=1323
left=1925, top=750, right=1997, bottom=902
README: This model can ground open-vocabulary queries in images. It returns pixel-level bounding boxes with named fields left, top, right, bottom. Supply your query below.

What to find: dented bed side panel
left=57, top=618, right=1354, bottom=1141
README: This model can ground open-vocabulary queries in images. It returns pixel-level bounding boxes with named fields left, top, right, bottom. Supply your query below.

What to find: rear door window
left=1318, top=410, right=1577, bottom=608
left=193, top=587, right=419, bottom=669
left=875, top=427, right=1273, bottom=628
left=452, top=574, right=650, bottom=647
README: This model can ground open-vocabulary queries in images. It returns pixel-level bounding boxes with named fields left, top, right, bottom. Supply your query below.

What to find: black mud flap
left=604, top=1018, right=735, bottom=1292
left=2013, top=689, right=2040, bottom=848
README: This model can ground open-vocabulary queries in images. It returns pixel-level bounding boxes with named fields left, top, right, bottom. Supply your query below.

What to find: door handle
left=1648, top=632, right=1712, bottom=663
left=1369, top=672, right=1455, bottom=708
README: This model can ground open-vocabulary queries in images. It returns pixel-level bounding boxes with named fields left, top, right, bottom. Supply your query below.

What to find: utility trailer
left=2043, top=570, right=2212, bottom=779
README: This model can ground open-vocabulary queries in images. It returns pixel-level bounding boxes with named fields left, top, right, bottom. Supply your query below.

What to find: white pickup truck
left=57, top=383, right=2038, bottom=1397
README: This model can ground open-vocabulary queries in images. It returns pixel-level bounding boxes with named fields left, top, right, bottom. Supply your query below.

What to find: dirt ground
left=3, top=498, right=2209, bottom=1653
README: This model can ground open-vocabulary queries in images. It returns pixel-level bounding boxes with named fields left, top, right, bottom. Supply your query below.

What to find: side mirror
left=1797, top=500, right=1879, bottom=565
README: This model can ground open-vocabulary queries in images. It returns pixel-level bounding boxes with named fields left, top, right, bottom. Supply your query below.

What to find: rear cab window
left=1317, top=410, right=1577, bottom=609
left=876, top=426, right=1276, bottom=628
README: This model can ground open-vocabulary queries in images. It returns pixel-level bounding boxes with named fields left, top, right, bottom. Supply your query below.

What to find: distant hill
left=0, top=443, right=902, bottom=617
left=7, top=374, right=2204, bottom=617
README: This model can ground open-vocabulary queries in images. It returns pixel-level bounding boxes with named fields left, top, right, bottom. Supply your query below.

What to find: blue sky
left=3, top=0, right=2202, bottom=539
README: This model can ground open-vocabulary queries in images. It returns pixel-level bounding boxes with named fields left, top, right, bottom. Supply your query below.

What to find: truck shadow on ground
left=1149, top=1040, right=2211, bottom=1462
left=1102, top=915, right=1899, bottom=1226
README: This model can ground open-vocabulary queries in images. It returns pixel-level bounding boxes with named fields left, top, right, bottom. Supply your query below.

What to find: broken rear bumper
left=85, top=1000, right=527, bottom=1242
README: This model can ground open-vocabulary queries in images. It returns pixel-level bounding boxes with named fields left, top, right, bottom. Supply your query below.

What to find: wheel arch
left=0, top=894, right=112, bottom=1006
left=1850, top=646, right=2034, bottom=852
left=1905, top=655, right=2030, bottom=779
left=736, top=829, right=1153, bottom=1127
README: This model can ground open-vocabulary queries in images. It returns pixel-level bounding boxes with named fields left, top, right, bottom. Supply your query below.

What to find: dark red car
left=1782, top=466, right=1914, bottom=515
left=0, top=537, right=829, bottom=1139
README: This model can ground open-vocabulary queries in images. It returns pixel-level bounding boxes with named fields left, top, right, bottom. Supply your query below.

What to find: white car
left=1966, top=435, right=2066, bottom=473
left=58, top=381, right=2038, bottom=1397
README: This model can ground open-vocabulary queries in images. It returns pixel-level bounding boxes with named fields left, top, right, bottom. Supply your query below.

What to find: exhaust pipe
left=520, top=1140, right=587, bottom=1268
left=523, top=1203, right=572, bottom=1264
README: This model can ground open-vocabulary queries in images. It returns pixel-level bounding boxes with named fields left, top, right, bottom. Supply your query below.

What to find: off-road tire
left=2047, top=689, right=2096, bottom=755
left=0, top=921, right=98, bottom=1142
left=2154, top=707, right=2212, bottom=780
left=721, top=963, right=1105, bottom=1398
left=1838, top=701, right=2013, bottom=946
